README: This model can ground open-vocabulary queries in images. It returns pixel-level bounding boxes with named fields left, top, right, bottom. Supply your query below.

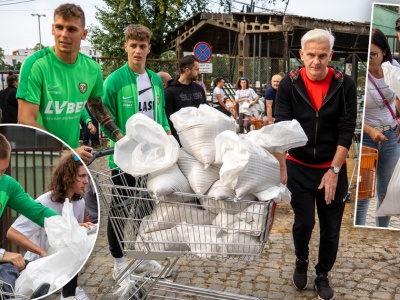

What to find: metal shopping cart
left=0, top=280, right=50, bottom=300
left=90, top=149, right=277, bottom=300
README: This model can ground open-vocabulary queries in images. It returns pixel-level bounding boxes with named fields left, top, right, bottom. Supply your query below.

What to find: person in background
left=275, top=28, right=357, bottom=300
left=395, top=17, right=400, bottom=62
left=0, top=133, right=58, bottom=296
left=165, top=55, right=207, bottom=144
left=7, top=152, right=92, bottom=300
left=212, top=77, right=232, bottom=117
left=80, top=103, right=100, bottom=148
left=157, top=71, right=173, bottom=91
left=16, top=3, right=123, bottom=164
left=0, top=71, right=19, bottom=124
left=263, top=73, right=282, bottom=126
left=355, top=28, right=400, bottom=227
left=235, top=77, right=259, bottom=133
left=102, top=23, right=171, bottom=282
left=194, top=76, right=207, bottom=94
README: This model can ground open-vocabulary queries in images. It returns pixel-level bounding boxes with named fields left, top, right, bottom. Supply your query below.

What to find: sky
left=0, top=0, right=400, bottom=54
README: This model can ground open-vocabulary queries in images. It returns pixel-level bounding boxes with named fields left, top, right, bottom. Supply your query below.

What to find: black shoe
left=292, top=258, right=308, bottom=289
left=315, top=273, right=334, bottom=300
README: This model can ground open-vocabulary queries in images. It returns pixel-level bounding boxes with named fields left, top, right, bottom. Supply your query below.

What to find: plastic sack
left=376, top=157, right=400, bottom=216
left=135, top=227, right=189, bottom=252
left=221, top=232, right=262, bottom=254
left=15, top=201, right=90, bottom=296
left=147, top=163, right=193, bottom=198
left=253, top=184, right=292, bottom=204
left=382, top=61, right=400, bottom=98
left=177, top=148, right=220, bottom=194
left=246, top=119, right=308, bottom=153
left=170, top=104, right=236, bottom=168
left=114, top=114, right=180, bottom=176
left=215, top=131, right=281, bottom=198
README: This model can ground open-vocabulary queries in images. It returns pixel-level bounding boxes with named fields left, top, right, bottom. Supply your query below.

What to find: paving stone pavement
left=45, top=155, right=400, bottom=300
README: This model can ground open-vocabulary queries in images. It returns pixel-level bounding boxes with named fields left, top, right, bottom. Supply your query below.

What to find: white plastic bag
left=15, top=201, right=89, bottom=296
left=170, top=105, right=236, bottom=167
left=382, top=61, right=400, bottom=98
left=246, top=119, right=308, bottom=153
left=376, top=157, right=400, bottom=216
left=215, top=131, right=281, bottom=198
left=114, top=114, right=180, bottom=176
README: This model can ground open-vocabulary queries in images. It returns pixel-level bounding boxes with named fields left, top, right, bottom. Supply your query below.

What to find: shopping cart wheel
left=30, top=283, right=50, bottom=299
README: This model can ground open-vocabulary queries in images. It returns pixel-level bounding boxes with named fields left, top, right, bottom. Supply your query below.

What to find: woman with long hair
left=234, top=77, right=259, bottom=133
left=355, top=28, right=400, bottom=227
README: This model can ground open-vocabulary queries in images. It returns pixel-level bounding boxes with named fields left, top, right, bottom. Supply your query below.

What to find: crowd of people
left=0, top=2, right=399, bottom=300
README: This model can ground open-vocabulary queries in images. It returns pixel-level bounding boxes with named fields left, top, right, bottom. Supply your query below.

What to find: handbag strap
left=368, top=73, right=397, bottom=120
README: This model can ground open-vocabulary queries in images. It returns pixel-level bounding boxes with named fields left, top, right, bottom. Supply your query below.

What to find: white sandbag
left=138, top=202, right=217, bottom=234
left=221, top=232, right=262, bottom=254
left=177, top=148, right=220, bottom=194
left=246, top=119, right=308, bottom=153
left=201, top=181, right=254, bottom=214
left=215, top=131, right=281, bottom=198
left=376, top=157, right=400, bottom=216
left=147, top=163, right=193, bottom=198
left=135, top=227, right=189, bottom=252
left=175, top=223, right=226, bottom=258
left=15, top=201, right=89, bottom=295
left=170, top=104, right=236, bottom=167
left=115, top=114, right=180, bottom=176
left=253, top=184, right=292, bottom=204
left=382, top=61, right=400, bottom=98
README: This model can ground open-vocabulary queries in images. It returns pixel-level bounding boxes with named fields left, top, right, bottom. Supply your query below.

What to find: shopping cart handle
left=87, top=148, right=114, bottom=166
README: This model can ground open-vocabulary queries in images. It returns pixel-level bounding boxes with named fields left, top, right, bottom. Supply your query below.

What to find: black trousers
left=286, top=160, right=347, bottom=274
left=107, top=170, right=153, bottom=258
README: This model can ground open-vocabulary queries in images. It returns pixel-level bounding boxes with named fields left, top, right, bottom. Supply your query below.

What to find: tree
left=0, top=48, right=5, bottom=69
left=89, top=0, right=231, bottom=75
left=33, top=43, right=46, bottom=52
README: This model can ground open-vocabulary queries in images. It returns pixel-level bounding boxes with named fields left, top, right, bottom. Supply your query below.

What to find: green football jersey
left=17, top=47, right=103, bottom=148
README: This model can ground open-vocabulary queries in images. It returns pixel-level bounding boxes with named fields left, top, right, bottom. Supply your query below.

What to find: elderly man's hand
left=3, top=251, right=26, bottom=271
left=318, top=169, right=339, bottom=204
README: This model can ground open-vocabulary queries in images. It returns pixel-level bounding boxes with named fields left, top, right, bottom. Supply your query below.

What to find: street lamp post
left=31, top=13, right=46, bottom=50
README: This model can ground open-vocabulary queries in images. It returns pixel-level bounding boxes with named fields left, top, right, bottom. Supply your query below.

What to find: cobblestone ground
left=45, top=155, right=400, bottom=300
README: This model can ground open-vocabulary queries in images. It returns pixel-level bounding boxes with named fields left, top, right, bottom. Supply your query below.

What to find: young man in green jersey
left=0, top=133, right=58, bottom=296
left=17, top=3, right=123, bottom=163
left=102, top=24, right=171, bottom=281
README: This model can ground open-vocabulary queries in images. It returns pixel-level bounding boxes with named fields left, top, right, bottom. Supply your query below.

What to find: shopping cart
left=357, top=146, right=378, bottom=200
left=0, top=280, right=50, bottom=300
left=90, top=149, right=277, bottom=300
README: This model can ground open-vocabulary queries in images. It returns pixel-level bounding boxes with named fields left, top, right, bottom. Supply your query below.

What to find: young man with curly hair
left=7, top=153, right=92, bottom=299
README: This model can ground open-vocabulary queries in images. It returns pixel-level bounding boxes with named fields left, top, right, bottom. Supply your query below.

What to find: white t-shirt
left=11, top=191, right=85, bottom=261
left=137, top=72, right=154, bottom=120
left=212, top=86, right=225, bottom=106
left=235, top=88, right=258, bottom=114
left=365, top=68, right=397, bottom=128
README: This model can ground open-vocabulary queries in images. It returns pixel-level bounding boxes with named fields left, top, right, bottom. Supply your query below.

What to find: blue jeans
left=356, top=126, right=400, bottom=227
left=0, top=263, right=19, bottom=296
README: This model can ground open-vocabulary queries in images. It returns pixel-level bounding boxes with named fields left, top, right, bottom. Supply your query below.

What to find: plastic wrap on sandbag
left=246, top=119, right=308, bottom=153
left=15, top=201, right=89, bottom=295
left=212, top=204, right=266, bottom=236
left=253, top=184, right=291, bottom=203
left=177, top=148, right=220, bottom=194
left=221, top=232, right=262, bottom=254
left=382, top=61, right=400, bottom=98
left=201, top=181, right=253, bottom=214
left=175, top=223, right=226, bottom=258
left=170, top=104, right=236, bottom=167
left=376, top=157, right=400, bottom=216
left=134, top=227, right=189, bottom=252
left=147, top=163, right=193, bottom=198
left=138, top=202, right=217, bottom=234
left=215, top=131, right=281, bottom=198
left=114, top=114, right=180, bottom=176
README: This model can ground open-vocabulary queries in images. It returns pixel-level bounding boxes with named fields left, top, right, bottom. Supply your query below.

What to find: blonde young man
left=102, top=24, right=171, bottom=281
left=17, top=3, right=123, bottom=163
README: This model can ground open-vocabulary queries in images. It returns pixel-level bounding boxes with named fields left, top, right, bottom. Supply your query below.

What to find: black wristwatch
left=329, top=166, right=340, bottom=174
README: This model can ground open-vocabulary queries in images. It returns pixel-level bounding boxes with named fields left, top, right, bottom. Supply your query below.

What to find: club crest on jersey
left=78, top=83, right=88, bottom=94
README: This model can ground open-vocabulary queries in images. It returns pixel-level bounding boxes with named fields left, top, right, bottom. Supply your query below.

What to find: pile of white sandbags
left=114, top=107, right=307, bottom=256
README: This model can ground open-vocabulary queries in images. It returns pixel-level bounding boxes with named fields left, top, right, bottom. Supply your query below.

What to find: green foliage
left=33, top=43, right=46, bottom=52
left=88, top=0, right=212, bottom=75
left=0, top=48, right=5, bottom=69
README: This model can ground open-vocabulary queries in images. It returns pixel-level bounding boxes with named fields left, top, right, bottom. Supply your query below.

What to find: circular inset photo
left=0, top=124, right=99, bottom=299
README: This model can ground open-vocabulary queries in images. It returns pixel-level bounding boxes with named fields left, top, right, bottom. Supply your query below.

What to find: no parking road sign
left=194, top=42, right=212, bottom=63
